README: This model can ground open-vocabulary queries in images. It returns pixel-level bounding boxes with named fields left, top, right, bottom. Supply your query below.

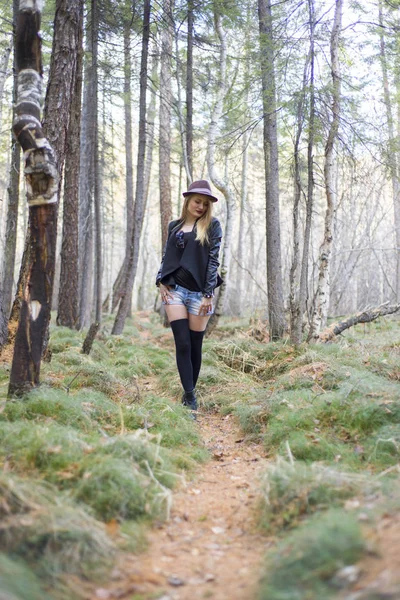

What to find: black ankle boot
left=182, top=389, right=197, bottom=415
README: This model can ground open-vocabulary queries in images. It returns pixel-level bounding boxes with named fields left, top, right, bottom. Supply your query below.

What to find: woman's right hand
left=159, top=283, right=174, bottom=304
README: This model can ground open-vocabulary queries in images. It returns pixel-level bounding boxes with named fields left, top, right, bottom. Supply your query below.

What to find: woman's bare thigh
left=188, top=313, right=210, bottom=332
left=165, top=304, right=189, bottom=322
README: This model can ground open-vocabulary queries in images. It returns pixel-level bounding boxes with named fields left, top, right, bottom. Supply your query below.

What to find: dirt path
left=93, top=412, right=269, bottom=600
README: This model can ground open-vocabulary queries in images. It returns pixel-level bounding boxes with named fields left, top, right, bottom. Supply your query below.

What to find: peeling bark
left=9, top=0, right=81, bottom=395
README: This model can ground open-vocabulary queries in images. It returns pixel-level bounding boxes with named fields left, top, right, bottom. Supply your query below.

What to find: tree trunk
left=174, top=20, right=191, bottom=184
left=289, top=58, right=307, bottom=344
left=81, top=321, right=100, bottom=354
left=206, top=11, right=234, bottom=335
left=378, top=0, right=400, bottom=301
left=41, top=0, right=85, bottom=357
left=236, top=124, right=248, bottom=316
left=144, top=48, right=158, bottom=206
left=236, top=18, right=253, bottom=317
left=186, top=0, right=193, bottom=181
left=0, top=42, right=12, bottom=129
left=112, top=0, right=151, bottom=335
left=110, top=23, right=135, bottom=314
left=8, top=0, right=83, bottom=340
left=78, top=14, right=95, bottom=329
left=309, top=0, right=343, bottom=339
left=8, top=0, right=59, bottom=396
left=92, top=0, right=102, bottom=324
left=159, top=0, right=174, bottom=246
left=290, top=35, right=313, bottom=345
left=57, top=0, right=83, bottom=328
left=258, top=0, right=286, bottom=340
left=0, top=0, right=20, bottom=350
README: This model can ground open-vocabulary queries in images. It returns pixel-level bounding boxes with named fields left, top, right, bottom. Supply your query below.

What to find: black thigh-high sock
left=170, top=319, right=194, bottom=392
left=190, top=329, right=205, bottom=388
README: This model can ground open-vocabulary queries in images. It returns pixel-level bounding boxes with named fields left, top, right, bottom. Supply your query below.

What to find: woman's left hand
left=198, top=297, right=213, bottom=316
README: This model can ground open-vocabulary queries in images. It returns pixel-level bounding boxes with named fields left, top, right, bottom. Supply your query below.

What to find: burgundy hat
left=182, top=179, right=218, bottom=203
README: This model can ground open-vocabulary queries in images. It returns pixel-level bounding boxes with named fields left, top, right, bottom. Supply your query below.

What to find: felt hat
left=182, top=179, right=219, bottom=202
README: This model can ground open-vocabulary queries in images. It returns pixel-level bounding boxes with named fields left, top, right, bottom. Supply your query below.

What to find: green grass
left=0, top=554, right=51, bottom=600
left=0, top=472, right=114, bottom=584
left=259, top=509, right=366, bottom=599
left=2, top=313, right=400, bottom=598
left=204, top=318, right=400, bottom=598
left=0, top=314, right=209, bottom=597
left=258, top=456, right=382, bottom=531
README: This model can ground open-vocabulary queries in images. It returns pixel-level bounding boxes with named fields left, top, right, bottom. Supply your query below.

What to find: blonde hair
left=179, top=194, right=213, bottom=245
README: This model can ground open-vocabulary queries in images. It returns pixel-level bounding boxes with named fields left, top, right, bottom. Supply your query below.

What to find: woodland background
left=0, top=0, right=399, bottom=343
left=1, top=2, right=400, bottom=597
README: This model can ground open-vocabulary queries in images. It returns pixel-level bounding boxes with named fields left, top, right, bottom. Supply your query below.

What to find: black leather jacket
left=156, top=217, right=223, bottom=296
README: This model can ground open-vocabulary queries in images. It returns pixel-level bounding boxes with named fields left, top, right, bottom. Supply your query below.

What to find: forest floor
left=88, top=314, right=400, bottom=600
left=91, top=410, right=270, bottom=600
left=2, top=313, right=400, bottom=600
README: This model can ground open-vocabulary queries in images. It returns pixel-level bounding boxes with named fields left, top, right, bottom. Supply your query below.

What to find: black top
left=160, top=231, right=201, bottom=291
left=156, top=217, right=223, bottom=296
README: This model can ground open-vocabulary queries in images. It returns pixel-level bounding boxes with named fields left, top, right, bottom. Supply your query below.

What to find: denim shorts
left=162, top=284, right=214, bottom=316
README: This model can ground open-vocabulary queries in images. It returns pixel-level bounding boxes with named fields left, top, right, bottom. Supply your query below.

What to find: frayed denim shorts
left=162, top=284, right=214, bottom=316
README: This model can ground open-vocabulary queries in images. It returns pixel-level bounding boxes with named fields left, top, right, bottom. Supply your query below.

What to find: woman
left=156, top=180, right=223, bottom=418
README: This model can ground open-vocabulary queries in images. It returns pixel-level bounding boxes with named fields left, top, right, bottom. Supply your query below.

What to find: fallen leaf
left=106, top=519, right=119, bottom=536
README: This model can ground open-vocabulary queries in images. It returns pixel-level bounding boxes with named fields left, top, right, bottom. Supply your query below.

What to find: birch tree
left=8, top=0, right=59, bottom=395
left=309, top=0, right=343, bottom=339
left=8, top=0, right=83, bottom=392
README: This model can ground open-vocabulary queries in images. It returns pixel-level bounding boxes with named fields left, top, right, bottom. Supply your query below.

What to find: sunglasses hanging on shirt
left=175, top=230, right=185, bottom=249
